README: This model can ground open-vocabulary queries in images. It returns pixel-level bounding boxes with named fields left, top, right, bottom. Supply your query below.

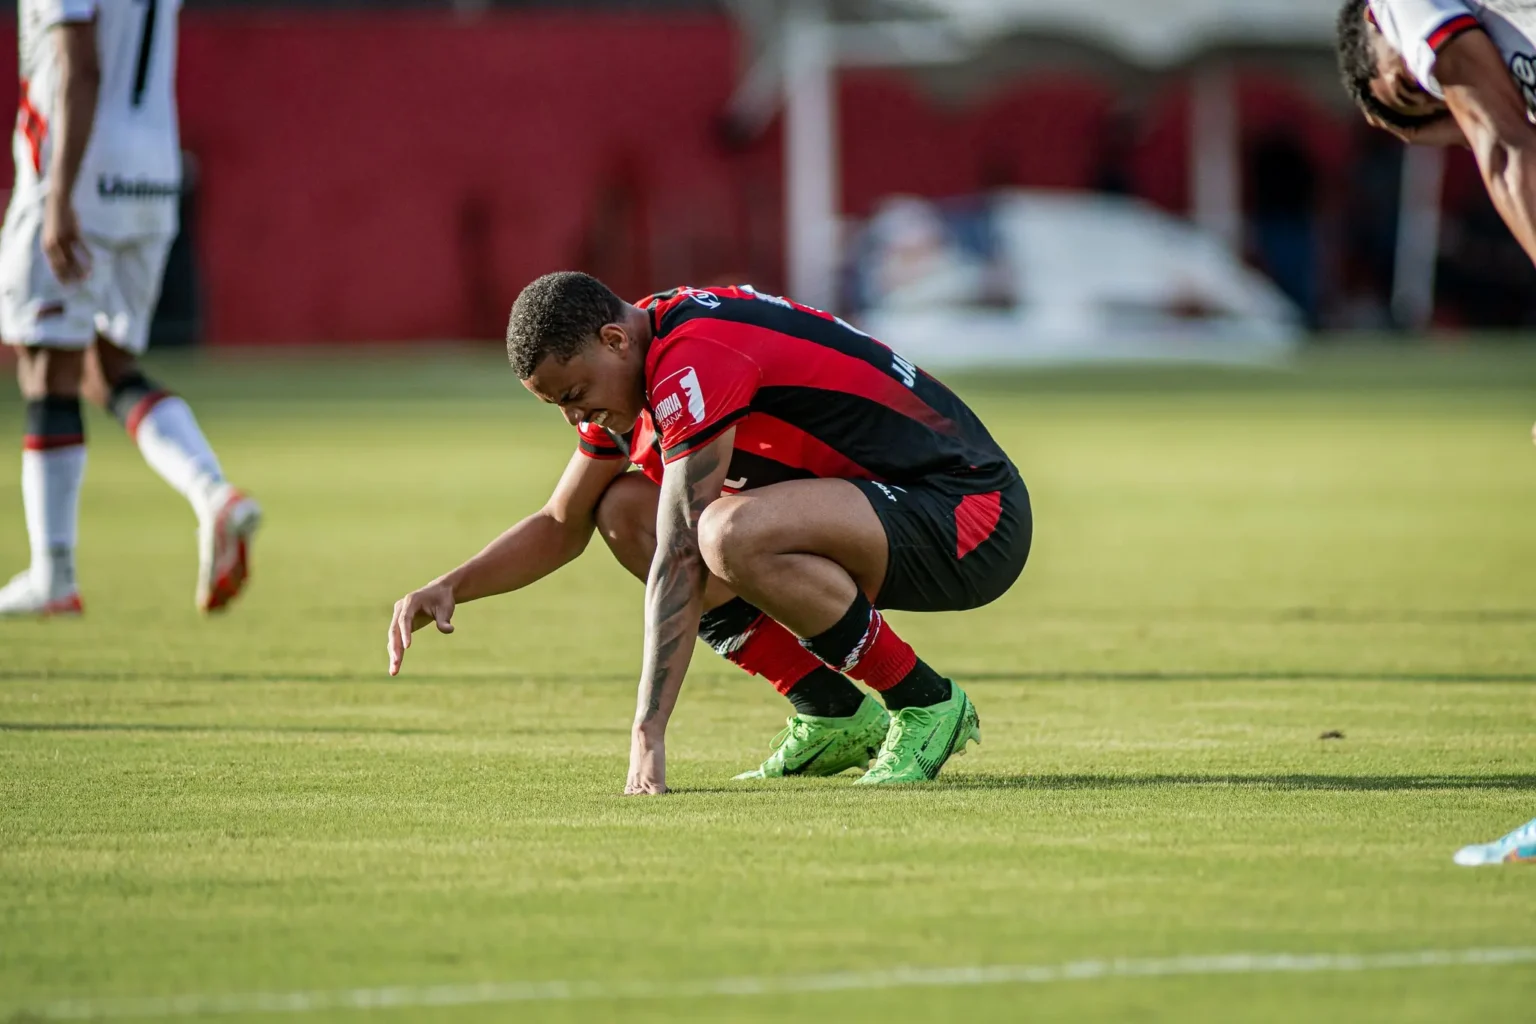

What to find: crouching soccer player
left=387, top=273, right=1031, bottom=793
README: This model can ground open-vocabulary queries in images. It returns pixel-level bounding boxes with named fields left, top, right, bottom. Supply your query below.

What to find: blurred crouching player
left=0, top=0, right=259, bottom=616
left=388, top=273, right=1031, bottom=793
left=1338, top=0, right=1536, bottom=863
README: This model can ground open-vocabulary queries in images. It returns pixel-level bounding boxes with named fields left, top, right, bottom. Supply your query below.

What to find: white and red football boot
left=197, top=484, right=262, bottom=613
left=0, top=568, right=82, bottom=617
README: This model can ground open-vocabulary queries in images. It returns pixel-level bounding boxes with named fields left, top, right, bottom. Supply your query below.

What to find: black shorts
left=852, top=473, right=1031, bottom=613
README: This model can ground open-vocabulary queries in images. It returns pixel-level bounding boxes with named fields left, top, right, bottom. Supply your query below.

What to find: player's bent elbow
left=534, top=506, right=594, bottom=564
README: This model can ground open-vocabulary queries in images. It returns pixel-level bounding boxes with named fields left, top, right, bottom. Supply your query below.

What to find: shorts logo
left=872, top=482, right=905, bottom=502
left=682, top=288, right=721, bottom=310
left=653, top=366, right=706, bottom=428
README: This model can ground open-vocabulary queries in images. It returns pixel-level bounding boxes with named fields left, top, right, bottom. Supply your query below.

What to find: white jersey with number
left=12, top=0, right=180, bottom=240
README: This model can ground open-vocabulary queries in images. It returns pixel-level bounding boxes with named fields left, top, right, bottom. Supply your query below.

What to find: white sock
left=132, top=396, right=226, bottom=516
left=21, top=444, right=86, bottom=594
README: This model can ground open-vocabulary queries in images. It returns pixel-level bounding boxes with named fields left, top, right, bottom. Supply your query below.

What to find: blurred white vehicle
left=852, top=191, right=1304, bottom=370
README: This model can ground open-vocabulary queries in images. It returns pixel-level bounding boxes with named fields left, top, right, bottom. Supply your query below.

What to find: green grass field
left=2, top=344, right=1535, bottom=1022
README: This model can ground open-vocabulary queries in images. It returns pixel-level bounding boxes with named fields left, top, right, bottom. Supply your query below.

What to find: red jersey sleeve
left=648, top=334, right=761, bottom=463
left=576, top=420, right=625, bottom=460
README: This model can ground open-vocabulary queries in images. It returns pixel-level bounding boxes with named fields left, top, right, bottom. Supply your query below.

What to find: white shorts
left=0, top=199, right=173, bottom=355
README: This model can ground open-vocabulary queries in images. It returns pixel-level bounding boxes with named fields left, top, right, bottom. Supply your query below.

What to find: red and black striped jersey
left=576, top=285, right=1016, bottom=494
left=576, top=413, right=664, bottom=484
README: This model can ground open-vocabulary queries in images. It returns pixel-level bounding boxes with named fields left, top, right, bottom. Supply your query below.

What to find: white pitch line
left=23, top=947, right=1536, bottom=1020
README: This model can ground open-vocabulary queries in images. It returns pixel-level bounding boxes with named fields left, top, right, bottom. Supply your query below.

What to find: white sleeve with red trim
left=39, top=0, right=98, bottom=27
left=1370, top=0, right=1484, bottom=98
left=648, top=335, right=761, bottom=463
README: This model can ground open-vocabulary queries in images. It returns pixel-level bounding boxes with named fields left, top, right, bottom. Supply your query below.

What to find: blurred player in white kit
left=1338, top=0, right=1536, bottom=865
left=0, top=0, right=259, bottom=616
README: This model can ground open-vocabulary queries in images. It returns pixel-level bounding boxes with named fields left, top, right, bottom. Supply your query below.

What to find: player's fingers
left=58, top=252, right=84, bottom=284
left=433, top=605, right=454, bottom=634
left=43, top=244, right=68, bottom=282
left=386, top=610, right=405, bottom=675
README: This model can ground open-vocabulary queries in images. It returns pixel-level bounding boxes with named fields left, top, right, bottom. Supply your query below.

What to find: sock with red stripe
left=21, top=397, right=86, bottom=595
left=699, top=597, right=866, bottom=718
left=800, top=591, right=952, bottom=711
left=109, top=374, right=225, bottom=515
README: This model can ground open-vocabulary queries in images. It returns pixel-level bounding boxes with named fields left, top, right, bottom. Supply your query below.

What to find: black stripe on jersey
left=660, top=408, right=750, bottom=462
left=579, top=437, right=624, bottom=458
left=602, top=425, right=663, bottom=464
left=654, top=294, right=965, bottom=434
left=601, top=426, right=633, bottom=459
left=722, top=449, right=817, bottom=492
left=655, top=295, right=894, bottom=379
left=752, top=386, right=1016, bottom=487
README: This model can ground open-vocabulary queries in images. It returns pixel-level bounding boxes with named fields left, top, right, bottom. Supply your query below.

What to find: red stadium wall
left=0, top=11, right=1360, bottom=344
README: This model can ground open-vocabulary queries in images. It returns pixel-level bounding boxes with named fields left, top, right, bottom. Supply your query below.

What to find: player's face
left=1365, top=18, right=1449, bottom=121
left=521, top=326, right=647, bottom=434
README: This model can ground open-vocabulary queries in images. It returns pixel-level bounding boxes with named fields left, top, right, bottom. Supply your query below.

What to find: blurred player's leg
left=0, top=347, right=88, bottom=616
left=0, top=198, right=98, bottom=617
left=90, top=235, right=261, bottom=613
left=594, top=472, right=887, bottom=777
left=1454, top=815, right=1536, bottom=865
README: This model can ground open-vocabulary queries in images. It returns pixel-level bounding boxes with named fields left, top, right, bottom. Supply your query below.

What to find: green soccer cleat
left=853, top=682, right=980, bottom=786
left=733, top=695, right=890, bottom=779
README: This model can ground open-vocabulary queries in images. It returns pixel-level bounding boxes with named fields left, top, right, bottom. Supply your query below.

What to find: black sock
left=698, top=597, right=763, bottom=658
left=785, top=668, right=867, bottom=718
left=799, top=591, right=876, bottom=671
left=879, top=660, right=952, bottom=711
left=106, top=372, right=169, bottom=427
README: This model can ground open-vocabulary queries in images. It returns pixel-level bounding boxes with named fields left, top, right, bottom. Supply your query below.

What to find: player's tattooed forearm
left=636, top=444, right=723, bottom=723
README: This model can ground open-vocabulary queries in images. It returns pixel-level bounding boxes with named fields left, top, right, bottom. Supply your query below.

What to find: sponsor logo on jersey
left=97, top=175, right=181, bottom=200
left=681, top=287, right=721, bottom=309
left=653, top=366, right=707, bottom=429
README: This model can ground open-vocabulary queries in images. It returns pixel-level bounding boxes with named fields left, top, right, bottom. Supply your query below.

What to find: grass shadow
left=0, top=721, right=451, bottom=737
left=4, top=669, right=1536, bottom=686
left=934, top=772, right=1536, bottom=792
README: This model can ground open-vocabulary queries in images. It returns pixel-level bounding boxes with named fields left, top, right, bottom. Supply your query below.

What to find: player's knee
left=594, top=473, right=658, bottom=557
left=698, top=496, right=767, bottom=583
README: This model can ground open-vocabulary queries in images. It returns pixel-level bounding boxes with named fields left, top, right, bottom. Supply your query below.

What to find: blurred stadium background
left=8, top=0, right=1530, bottom=354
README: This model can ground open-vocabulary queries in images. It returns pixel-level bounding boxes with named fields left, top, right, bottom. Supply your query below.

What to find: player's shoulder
left=640, top=283, right=798, bottom=338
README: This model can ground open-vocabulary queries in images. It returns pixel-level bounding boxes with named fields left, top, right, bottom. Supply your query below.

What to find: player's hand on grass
left=42, top=195, right=90, bottom=284
left=625, top=727, right=668, bottom=795
left=387, top=581, right=456, bottom=676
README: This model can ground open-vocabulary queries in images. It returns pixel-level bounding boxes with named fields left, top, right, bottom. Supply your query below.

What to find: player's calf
left=102, top=359, right=262, bottom=613
left=1, top=350, right=87, bottom=616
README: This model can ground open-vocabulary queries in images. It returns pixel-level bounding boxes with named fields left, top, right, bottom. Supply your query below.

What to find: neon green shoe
left=733, top=695, right=890, bottom=779
left=853, top=683, right=979, bottom=786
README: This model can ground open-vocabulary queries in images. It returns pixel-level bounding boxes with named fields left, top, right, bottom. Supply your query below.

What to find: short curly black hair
left=1337, top=0, right=1451, bottom=131
left=505, top=271, right=627, bottom=379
